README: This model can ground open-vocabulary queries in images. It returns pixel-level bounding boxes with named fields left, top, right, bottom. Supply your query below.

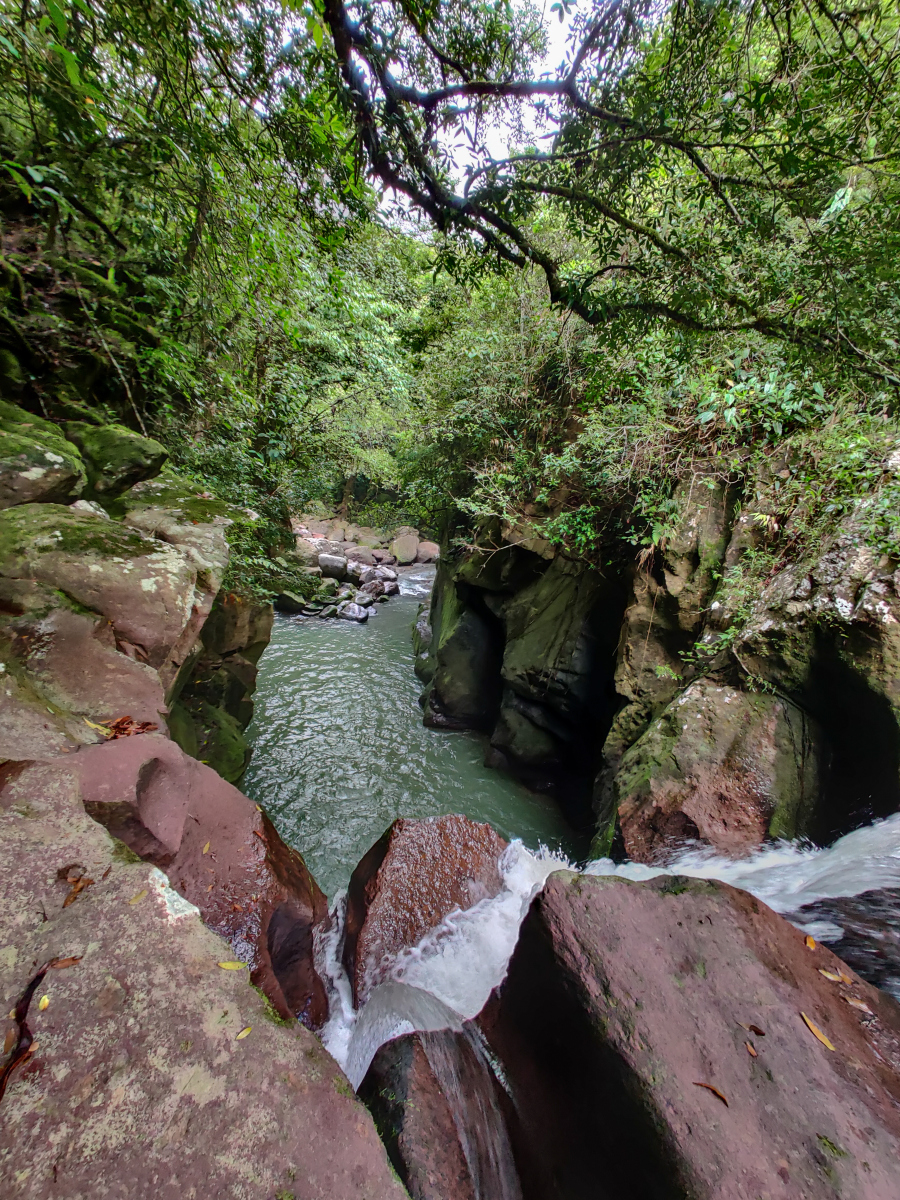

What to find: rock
left=788, top=888, right=900, bottom=1001
left=61, top=733, right=329, bottom=1025
left=390, top=533, right=419, bottom=565
left=360, top=579, right=385, bottom=598
left=376, top=565, right=398, bottom=582
left=342, top=816, right=507, bottom=1005
left=0, top=399, right=86, bottom=508
left=383, top=579, right=400, bottom=596
left=346, top=559, right=366, bottom=581
left=483, top=870, right=900, bottom=1200
left=338, top=602, right=369, bottom=623
left=346, top=546, right=377, bottom=566
left=320, top=604, right=338, bottom=618
left=318, top=576, right=340, bottom=596
left=393, top=525, right=420, bottom=538
left=353, top=591, right=375, bottom=608
left=293, top=536, right=321, bottom=567
left=360, top=1028, right=525, bottom=1200
left=63, top=421, right=168, bottom=500
left=68, top=498, right=109, bottom=518
left=415, top=540, right=440, bottom=563
left=609, top=680, right=825, bottom=862
left=413, top=609, right=434, bottom=684
left=372, top=548, right=395, bottom=563
left=318, top=553, right=348, bottom=579
left=274, top=590, right=307, bottom=613
left=0, top=759, right=407, bottom=1200
left=315, top=538, right=345, bottom=557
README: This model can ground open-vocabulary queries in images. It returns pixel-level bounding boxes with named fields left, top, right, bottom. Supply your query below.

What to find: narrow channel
left=243, top=565, right=584, bottom=899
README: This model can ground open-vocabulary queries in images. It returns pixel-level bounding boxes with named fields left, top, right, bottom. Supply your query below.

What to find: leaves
left=236, top=1026, right=252, bottom=1039
left=745, top=1041, right=757, bottom=1058
left=38, top=996, right=49, bottom=1012
left=202, top=842, right=211, bottom=855
left=217, top=962, right=247, bottom=970
left=845, top=998, right=873, bottom=1015
left=693, top=1082, right=729, bottom=1106
left=804, top=935, right=816, bottom=950
left=127, top=889, right=148, bottom=906
left=49, top=957, right=82, bottom=970
left=800, top=1012, right=836, bottom=1051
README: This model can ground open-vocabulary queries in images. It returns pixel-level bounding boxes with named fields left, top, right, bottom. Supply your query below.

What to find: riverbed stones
left=274, top=590, right=306, bottom=613
left=342, top=815, right=507, bottom=1006
left=609, top=680, right=825, bottom=861
left=415, top=540, right=440, bottom=563
left=338, top=601, right=369, bottom=622
left=390, top=533, right=419, bottom=564
left=482, top=870, right=900, bottom=1200
left=353, top=590, right=375, bottom=607
left=319, top=552, right=348, bottom=579
left=0, top=399, right=86, bottom=508
left=0, top=758, right=407, bottom=1200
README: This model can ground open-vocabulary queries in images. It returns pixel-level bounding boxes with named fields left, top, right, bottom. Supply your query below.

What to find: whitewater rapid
left=317, top=811, right=900, bottom=1087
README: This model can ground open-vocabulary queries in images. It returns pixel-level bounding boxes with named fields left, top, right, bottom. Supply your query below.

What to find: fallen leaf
left=801, top=1012, right=835, bottom=1051
left=38, top=996, right=49, bottom=1011
left=217, top=962, right=246, bottom=970
left=255, top=805, right=261, bottom=812
left=128, top=889, right=147, bottom=905
left=82, top=718, right=111, bottom=737
left=253, top=830, right=265, bottom=841
left=3, top=1028, right=15, bottom=1054
left=7, top=1010, right=14, bottom=1021
left=839, top=971, right=853, bottom=985
left=49, top=956, right=82, bottom=970
left=845, top=998, right=872, bottom=1014
left=105, top=715, right=159, bottom=739
left=805, top=935, right=816, bottom=950
left=745, top=1041, right=757, bottom=1058
left=818, top=969, right=843, bottom=982
left=101, top=865, right=112, bottom=881
left=27, top=1042, right=38, bottom=1055
left=738, top=1022, right=766, bottom=1037
left=693, top=1082, right=728, bottom=1106
left=206, top=883, right=214, bottom=892
left=236, top=1026, right=252, bottom=1040
left=232, top=904, right=243, bottom=912
left=202, top=841, right=210, bottom=855
left=63, top=876, right=94, bottom=908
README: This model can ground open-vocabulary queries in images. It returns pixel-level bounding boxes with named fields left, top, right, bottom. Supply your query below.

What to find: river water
left=243, top=565, right=583, bottom=899
left=245, top=565, right=900, bottom=1089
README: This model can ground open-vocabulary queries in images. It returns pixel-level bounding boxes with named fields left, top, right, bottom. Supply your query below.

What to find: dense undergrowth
left=1, top=0, right=898, bottom=611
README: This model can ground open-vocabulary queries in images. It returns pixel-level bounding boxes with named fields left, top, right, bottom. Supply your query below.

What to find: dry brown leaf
left=745, top=1041, right=757, bottom=1058
left=128, top=889, right=147, bottom=906
left=818, top=969, right=843, bottom=982
left=50, top=956, right=82, bottom=970
left=845, top=997, right=873, bottom=1014
left=3, top=1027, right=15, bottom=1054
left=63, top=877, right=94, bottom=908
left=800, top=1012, right=835, bottom=1051
left=202, top=841, right=210, bottom=855
left=236, top=1026, right=252, bottom=1040
left=27, top=1042, right=38, bottom=1055
left=38, top=996, right=49, bottom=1012
left=804, top=935, right=816, bottom=950
left=693, top=1082, right=729, bottom=1106
left=738, top=1022, right=766, bottom=1037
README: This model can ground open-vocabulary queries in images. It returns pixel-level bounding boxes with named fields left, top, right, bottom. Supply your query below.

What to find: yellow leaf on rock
left=804, top=935, right=816, bottom=950
left=38, top=996, right=49, bottom=1011
left=217, top=961, right=246, bottom=970
left=745, top=1040, right=757, bottom=1058
left=128, top=889, right=147, bottom=905
left=236, top=1026, right=252, bottom=1040
left=845, top=997, right=872, bottom=1014
left=801, top=1012, right=835, bottom=1050
left=818, top=969, right=843, bottom=982
left=202, top=841, right=210, bottom=854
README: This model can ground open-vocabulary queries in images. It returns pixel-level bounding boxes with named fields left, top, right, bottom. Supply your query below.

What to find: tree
left=319, top=0, right=900, bottom=385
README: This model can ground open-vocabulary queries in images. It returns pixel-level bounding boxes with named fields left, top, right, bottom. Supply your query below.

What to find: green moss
left=251, top=985, right=294, bottom=1027
left=817, top=1135, right=848, bottom=1159
left=64, top=421, right=167, bottom=500
left=0, top=503, right=151, bottom=564
left=110, top=838, right=143, bottom=864
left=333, top=1074, right=354, bottom=1098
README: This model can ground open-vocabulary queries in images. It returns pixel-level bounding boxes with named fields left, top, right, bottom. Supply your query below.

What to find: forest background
left=1, top=0, right=898, bottom=608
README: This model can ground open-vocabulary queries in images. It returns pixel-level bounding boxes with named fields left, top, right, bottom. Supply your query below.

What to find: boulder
left=63, top=421, right=167, bottom=500
left=483, top=870, right=900, bottom=1200
left=360, top=579, right=385, bottom=599
left=383, top=579, right=400, bottom=596
left=372, top=548, right=396, bottom=564
left=293, top=536, right=321, bottom=567
left=274, top=590, right=306, bottom=613
left=423, top=567, right=503, bottom=731
left=610, top=680, right=825, bottom=862
left=346, top=546, right=377, bottom=566
left=342, top=816, right=507, bottom=1005
left=390, top=533, right=419, bottom=565
left=376, top=565, right=398, bottom=582
left=415, top=540, right=440, bottom=563
left=360, top=1028, right=525, bottom=1200
left=61, top=733, right=330, bottom=1026
left=0, top=759, right=407, bottom=1200
left=353, top=590, right=375, bottom=608
left=316, top=538, right=345, bottom=557
left=320, top=604, right=338, bottom=618
left=319, top=553, right=348, bottom=579
left=0, top=399, right=86, bottom=508
left=338, top=602, right=369, bottom=623
left=346, top=559, right=366, bottom=581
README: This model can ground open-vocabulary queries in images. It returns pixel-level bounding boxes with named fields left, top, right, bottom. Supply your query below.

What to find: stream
left=245, top=566, right=900, bottom=1090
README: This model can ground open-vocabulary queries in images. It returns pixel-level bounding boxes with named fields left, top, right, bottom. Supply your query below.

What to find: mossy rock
left=0, top=400, right=86, bottom=509
left=63, top=421, right=168, bottom=500
left=0, top=502, right=150, bottom=564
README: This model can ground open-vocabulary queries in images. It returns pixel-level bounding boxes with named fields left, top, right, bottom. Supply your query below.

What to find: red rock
left=482, top=871, right=900, bottom=1200
left=415, top=540, right=440, bottom=563
left=0, top=759, right=407, bottom=1200
left=343, top=815, right=507, bottom=1006
left=359, top=1028, right=527, bottom=1200
left=66, top=733, right=329, bottom=1027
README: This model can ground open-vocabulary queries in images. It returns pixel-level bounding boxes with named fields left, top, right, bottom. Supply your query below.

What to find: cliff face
left=0, top=401, right=407, bottom=1198
left=421, top=452, right=900, bottom=857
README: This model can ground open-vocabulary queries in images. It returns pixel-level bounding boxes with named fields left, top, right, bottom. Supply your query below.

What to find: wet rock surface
left=790, top=887, right=900, bottom=1002
left=360, top=1027, right=525, bottom=1200
left=342, top=815, right=507, bottom=1005
left=483, top=870, right=900, bottom=1200
left=0, top=759, right=407, bottom=1200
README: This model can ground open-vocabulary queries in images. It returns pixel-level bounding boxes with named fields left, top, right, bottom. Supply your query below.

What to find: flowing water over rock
left=243, top=566, right=584, bottom=897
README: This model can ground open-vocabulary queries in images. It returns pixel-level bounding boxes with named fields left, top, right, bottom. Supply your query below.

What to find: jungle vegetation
left=1, top=0, right=898, bottom=592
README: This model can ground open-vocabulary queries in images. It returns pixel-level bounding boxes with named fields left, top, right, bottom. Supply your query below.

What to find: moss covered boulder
left=63, top=420, right=167, bottom=500
left=0, top=400, right=86, bottom=509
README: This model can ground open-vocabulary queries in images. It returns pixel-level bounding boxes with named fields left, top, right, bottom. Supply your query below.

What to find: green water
left=243, top=566, right=584, bottom=898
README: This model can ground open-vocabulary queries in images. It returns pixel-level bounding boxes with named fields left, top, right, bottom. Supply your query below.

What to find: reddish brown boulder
left=65, top=733, right=329, bottom=1027
left=0, top=759, right=407, bottom=1200
left=360, top=1028, right=526, bottom=1200
left=343, top=815, right=506, bottom=1005
left=482, top=871, right=900, bottom=1200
